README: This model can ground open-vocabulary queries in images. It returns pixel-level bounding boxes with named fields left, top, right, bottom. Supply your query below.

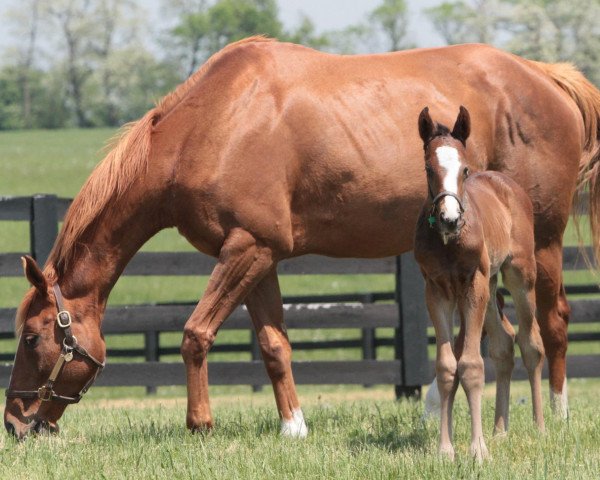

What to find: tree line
left=1, top=0, right=598, bottom=130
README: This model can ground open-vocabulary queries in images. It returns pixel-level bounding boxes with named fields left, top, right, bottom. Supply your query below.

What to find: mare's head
left=4, top=256, right=105, bottom=440
left=418, top=106, right=471, bottom=244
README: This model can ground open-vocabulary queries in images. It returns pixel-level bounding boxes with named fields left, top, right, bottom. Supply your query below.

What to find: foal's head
left=418, top=106, right=471, bottom=244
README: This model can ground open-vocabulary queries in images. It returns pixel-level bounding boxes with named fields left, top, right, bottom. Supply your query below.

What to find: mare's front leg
left=181, top=229, right=275, bottom=432
left=244, top=268, right=307, bottom=437
left=458, top=269, right=489, bottom=462
left=484, top=277, right=516, bottom=435
left=425, top=280, right=458, bottom=460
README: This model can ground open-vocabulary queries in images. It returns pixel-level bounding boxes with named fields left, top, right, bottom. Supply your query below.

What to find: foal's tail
left=532, top=60, right=600, bottom=265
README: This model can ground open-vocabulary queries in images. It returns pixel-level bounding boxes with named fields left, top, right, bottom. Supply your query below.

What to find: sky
left=0, top=0, right=447, bottom=52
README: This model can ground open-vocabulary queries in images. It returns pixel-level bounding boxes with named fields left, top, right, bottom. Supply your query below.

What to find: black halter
left=428, top=190, right=465, bottom=228
left=5, top=284, right=105, bottom=404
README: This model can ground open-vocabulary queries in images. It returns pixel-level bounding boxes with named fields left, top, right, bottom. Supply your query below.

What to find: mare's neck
left=53, top=192, right=167, bottom=310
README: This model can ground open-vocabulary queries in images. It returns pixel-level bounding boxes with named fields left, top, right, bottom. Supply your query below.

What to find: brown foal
left=414, top=107, right=545, bottom=461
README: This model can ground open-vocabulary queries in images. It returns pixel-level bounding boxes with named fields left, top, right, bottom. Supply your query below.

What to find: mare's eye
left=463, top=167, right=470, bottom=178
left=23, top=334, right=40, bottom=349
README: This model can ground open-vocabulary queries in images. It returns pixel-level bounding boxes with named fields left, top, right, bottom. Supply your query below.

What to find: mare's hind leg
left=535, top=244, right=569, bottom=418
left=484, top=277, right=516, bottom=435
left=457, top=269, right=489, bottom=462
left=503, top=258, right=545, bottom=431
left=181, top=229, right=275, bottom=432
left=244, top=268, right=307, bottom=437
left=425, top=280, right=459, bottom=460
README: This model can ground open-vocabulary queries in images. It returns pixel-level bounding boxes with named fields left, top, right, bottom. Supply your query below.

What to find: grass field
left=0, top=382, right=599, bottom=479
left=1, top=128, right=600, bottom=478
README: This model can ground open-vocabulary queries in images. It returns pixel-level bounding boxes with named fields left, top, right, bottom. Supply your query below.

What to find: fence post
left=144, top=331, right=160, bottom=395
left=394, top=253, right=430, bottom=400
left=30, top=194, right=58, bottom=265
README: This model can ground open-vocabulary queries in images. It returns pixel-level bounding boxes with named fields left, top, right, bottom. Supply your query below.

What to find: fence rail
left=0, top=194, right=599, bottom=395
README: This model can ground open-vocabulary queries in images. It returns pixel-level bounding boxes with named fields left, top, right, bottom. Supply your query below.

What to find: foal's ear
left=418, top=107, right=435, bottom=146
left=451, top=105, right=471, bottom=145
left=21, top=255, right=48, bottom=293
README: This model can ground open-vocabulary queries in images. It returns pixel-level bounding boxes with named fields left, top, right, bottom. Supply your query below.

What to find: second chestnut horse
left=414, top=106, right=545, bottom=460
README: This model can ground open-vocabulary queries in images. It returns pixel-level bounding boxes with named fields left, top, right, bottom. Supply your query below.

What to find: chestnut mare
left=414, top=106, right=545, bottom=461
left=5, top=37, right=600, bottom=439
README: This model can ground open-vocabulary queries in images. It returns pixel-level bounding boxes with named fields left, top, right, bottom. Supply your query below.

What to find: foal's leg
left=425, top=280, right=458, bottom=459
left=458, top=269, right=489, bottom=462
left=181, top=229, right=274, bottom=432
left=503, top=261, right=546, bottom=431
left=535, top=244, right=570, bottom=418
left=244, top=268, right=307, bottom=437
left=483, top=277, right=516, bottom=435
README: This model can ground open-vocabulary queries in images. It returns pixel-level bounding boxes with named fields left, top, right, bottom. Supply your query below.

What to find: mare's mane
left=44, top=36, right=274, bottom=279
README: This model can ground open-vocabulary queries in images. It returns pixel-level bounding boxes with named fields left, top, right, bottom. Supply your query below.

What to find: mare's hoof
left=280, top=409, right=308, bottom=438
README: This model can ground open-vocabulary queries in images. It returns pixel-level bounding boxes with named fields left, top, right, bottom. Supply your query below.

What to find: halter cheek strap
left=5, top=284, right=105, bottom=404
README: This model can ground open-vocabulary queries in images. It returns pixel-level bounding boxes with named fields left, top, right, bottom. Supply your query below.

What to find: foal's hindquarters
left=415, top=173, right=546, bottom=461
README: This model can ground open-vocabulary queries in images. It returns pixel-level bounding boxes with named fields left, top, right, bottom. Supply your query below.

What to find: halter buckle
left=38, top=386, right=53, bottom=402
left=56, top=311, right=72, bottom=328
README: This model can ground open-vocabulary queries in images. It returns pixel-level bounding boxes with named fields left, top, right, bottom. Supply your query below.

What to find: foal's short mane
left=45, top=36, right=274, bottom=278
left=423, top=124, right=452, bottom=150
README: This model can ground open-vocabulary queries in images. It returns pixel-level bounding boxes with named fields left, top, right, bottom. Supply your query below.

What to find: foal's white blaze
left=435, top=146, right=462, bottom=221
left=280, top=408, right=308, bottom=438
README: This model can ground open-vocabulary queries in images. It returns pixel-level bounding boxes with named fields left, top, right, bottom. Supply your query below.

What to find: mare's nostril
left=4, top=421, right=16, bottom=437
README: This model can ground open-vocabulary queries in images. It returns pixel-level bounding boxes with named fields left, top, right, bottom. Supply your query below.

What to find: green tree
left=285, top=14, right=330, bottom=50
left=370, top=0, right=410, bottom=51
left=425, top=0, right=502, bottom=45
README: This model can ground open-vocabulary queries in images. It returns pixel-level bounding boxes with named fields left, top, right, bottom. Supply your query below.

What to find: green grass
left=0, top=381, right=599, bottom=479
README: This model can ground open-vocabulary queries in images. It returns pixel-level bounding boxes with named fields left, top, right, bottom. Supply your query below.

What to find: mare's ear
left=451, top=105, right=471, bottom=145
left=21, top=255, right=48, bottom=294
left=418, top=107, right=435, bottom=146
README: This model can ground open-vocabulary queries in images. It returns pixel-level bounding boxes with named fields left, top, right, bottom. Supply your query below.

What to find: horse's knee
left=489, top=338, right=515, bottom=373
left=436, top=355, right=457, bottom=391
left=181, top=326, right=215, bottom=362
left=517, top=327, right=545, bottom=365
left=458, top=355, right=484, bottom=390
left=260, top=338, right=291, bottom=381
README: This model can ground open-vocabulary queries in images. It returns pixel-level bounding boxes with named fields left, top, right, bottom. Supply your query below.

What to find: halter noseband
left=428, top=190, right=465, bottom=228
left=5, top=284, right=105, bottom=404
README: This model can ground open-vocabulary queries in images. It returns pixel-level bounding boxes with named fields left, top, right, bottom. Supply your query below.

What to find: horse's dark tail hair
left=531, top=60, right=600, bottom=267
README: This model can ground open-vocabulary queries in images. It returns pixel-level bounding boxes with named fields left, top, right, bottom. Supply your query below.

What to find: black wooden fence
left=0, top=194, right=599, bottom=397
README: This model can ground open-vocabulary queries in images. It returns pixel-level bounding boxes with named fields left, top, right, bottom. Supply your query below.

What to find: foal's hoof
left=469, top=441, right=490, bottom=463
left=438, top=444, right=455, bottom=461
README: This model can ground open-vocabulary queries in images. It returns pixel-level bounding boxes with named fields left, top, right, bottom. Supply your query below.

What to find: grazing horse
left=414, top=106, right=545, bottom=461
left=4, top=37, right=600, bottom=439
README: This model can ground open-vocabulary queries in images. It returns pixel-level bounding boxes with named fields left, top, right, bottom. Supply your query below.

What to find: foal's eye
left=23, top=334, right=40, bottom=349
left=425, top=166, right=433, bottom=177
left=463, top=167, right=470, bottom=178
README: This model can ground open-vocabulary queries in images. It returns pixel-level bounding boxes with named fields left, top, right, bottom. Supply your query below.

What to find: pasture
left=0, top=383, right=599, bottom=479
left=1, top=128, right=599, bottom=478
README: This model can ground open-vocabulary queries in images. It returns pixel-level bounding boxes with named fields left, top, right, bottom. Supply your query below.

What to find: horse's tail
left=530, top=60, right=600, bottom=264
